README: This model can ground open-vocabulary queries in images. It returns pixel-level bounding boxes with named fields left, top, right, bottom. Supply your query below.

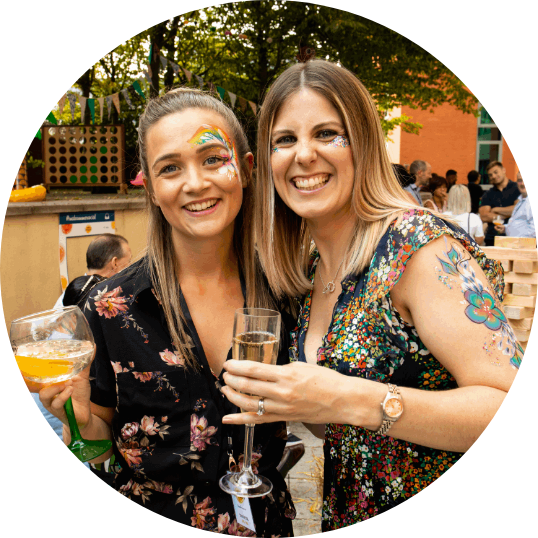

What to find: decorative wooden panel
left=42, top=125, right=125, bottom=189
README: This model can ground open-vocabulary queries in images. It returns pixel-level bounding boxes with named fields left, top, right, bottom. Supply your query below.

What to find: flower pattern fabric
left=86, top=258, right=295, bottom=535
left=290, top=209, right=505, bottom=531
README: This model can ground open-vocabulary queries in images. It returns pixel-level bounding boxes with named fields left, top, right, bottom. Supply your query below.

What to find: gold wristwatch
left=375, top=383, right=403, bottom=436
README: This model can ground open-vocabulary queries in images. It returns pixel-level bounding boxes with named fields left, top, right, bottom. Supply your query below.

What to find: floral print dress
left=291, top=209, right=506, bottom=531
left=86, top=258, right=295, bottom=536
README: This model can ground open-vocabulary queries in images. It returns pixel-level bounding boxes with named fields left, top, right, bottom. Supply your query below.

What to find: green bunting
left=132, top=80, right=145, bottom=100
left=216, top=86, right=226, bottom=100
left=36, top=111, right=58, bottom=138
left=87, top=99, right=96, bottom=124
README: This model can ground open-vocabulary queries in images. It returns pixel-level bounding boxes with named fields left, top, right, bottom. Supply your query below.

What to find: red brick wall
left=399, top=102, right=519, bottom=183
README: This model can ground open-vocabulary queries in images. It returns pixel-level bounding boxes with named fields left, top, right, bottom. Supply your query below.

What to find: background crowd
left=394, top=160, right=534, bottom=245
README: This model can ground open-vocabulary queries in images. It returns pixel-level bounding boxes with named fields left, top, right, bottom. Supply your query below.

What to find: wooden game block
left=513, top=260, right=538, bottom=273
left=504, top=272, right=538, bottom=285
left=513, top=328, right=531, bottom=342
left=482, top=247, right=538, bottom=262
left=510, top=317, right=533, bottom=331
left=503, top=305, right=535, bottom=319
left=512, top=282, right=538, bottom=300
left=494, top=236, right=537, bottom=249
left=504, top=283, right=512, bottom=295
left=503, top=294, right=537, bottom=308
left=500, top=260, right=513, bottom=272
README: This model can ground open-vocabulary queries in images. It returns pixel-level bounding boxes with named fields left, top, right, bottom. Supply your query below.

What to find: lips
left=292, top=174, right=331, bottom=191
left=184, top=198, right=218, bottom=212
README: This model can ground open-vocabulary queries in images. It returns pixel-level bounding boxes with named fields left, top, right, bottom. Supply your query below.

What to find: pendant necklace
left=318, top=257, right=345, bottom=294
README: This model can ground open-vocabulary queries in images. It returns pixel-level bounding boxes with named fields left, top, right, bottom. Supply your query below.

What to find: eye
left=159, top=164, right=178, bottom=175
left=274, top=135, right=296, bottom=145
left=318, top=129, right=338, bottom=139
left=205, top=155, right=228, bottom=166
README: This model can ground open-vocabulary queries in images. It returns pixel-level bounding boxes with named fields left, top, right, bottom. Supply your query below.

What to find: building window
left=476, top=106, right=502, bottom=184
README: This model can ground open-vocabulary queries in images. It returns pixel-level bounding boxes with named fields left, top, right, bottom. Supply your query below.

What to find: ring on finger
left=257, top=397, right=265, bottom=416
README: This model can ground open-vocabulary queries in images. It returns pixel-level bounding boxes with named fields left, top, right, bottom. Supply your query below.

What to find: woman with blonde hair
left=445, top=184, right=485, bottom=245
left=221, top=60, right=521, bottom=530
left=39, top=88, right=295, bottom=535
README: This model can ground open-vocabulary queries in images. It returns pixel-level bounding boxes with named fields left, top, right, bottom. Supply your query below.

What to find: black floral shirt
left=86, top=257, right=295, bottom=535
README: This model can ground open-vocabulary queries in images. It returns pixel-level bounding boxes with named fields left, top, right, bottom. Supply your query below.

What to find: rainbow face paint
left=326, top=135, right=350, bottom=149
left=188, top=124, right=238, bottom=181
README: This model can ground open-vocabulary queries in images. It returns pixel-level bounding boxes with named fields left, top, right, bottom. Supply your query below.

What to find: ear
left=140, top=172, right=159, bottom=205
left=241, top=152, right=255, bottom=188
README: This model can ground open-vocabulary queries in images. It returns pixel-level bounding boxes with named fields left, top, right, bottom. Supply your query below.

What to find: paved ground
left=286, top=422, right=323, bottom=536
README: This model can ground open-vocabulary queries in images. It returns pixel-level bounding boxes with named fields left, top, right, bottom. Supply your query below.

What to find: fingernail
left=222, top=417, right=231, bottom=423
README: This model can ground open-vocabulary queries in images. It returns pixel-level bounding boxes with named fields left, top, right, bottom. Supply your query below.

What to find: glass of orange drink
left=11, top=306, right=112, bottom=462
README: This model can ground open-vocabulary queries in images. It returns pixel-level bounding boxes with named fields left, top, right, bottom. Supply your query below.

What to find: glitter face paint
left=326, top=135, right=350, bottom=149
left=188, top=124, right=238, bottom=181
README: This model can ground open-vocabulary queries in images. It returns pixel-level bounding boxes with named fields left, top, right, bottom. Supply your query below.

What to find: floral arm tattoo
left=435, top=237, right=523, bottom=370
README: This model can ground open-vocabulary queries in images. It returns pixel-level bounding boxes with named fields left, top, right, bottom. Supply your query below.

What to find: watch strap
left=375, top=383, right=402, bottom=436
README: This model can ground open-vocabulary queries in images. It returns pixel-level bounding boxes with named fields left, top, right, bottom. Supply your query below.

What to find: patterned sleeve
left=364, top=209, right=504, bottom=307
left=85, top=286, right=117, bottom=409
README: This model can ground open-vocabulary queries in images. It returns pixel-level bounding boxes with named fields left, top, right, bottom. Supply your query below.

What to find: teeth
left=185, top=200, right=218, bottom=212
left=294, top=175, right=330, bottom=190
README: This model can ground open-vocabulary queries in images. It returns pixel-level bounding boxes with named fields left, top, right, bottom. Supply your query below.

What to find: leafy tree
left=48, top=1, right=477, bottom=175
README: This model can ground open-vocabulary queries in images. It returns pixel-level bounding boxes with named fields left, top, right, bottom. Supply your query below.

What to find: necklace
left=318, top=257, right=345, bottom=294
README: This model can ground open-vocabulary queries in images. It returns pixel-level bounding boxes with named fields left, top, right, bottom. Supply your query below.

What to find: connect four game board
left=42, top=125, right=126, bottom=191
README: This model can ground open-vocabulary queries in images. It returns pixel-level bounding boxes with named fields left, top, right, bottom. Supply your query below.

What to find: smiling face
left=146, top=108, right=248, bottom=245
left=270, top=89, right=355, bottom=224
left=487, top=165, right=507, bottom=186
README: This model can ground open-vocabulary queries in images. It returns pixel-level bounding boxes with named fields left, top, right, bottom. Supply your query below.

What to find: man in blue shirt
left=405, top=160, right=432, bottom=206
left=478, top=161, right=520, bottom=245
left=494, top=172, right=535, bottom=238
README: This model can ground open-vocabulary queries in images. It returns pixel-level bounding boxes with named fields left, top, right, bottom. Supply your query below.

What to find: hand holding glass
left=219, top=308, right=281, bottom=498
left=11, top=306, right=112, bottom=462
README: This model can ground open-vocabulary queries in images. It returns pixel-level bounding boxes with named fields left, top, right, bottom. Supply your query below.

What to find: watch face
left=385, top=398, right=403, bottom=418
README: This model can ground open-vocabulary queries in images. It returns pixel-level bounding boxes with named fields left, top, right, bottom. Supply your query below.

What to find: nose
left=182, top=166, right=210, bottom=193
left=294, top=138, right=317, bottom=166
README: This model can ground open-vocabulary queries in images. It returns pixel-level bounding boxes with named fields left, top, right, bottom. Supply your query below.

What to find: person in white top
left=494, top=172, right=535, bottom=238
left=444, top=184, right=485, bottom=245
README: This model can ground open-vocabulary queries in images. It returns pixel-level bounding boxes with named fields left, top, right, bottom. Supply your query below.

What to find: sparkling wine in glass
left=11, top=306, right=112, bottom=462
left=219, top=308, right=281, bottom=498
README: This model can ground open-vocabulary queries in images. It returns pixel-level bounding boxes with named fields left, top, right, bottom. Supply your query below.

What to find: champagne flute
left=219, top=308, right=281, bottom=498
left=11, top=306, right=112, bottom=462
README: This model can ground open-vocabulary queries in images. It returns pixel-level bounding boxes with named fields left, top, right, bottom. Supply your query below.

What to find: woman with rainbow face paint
left=220, top=60, right=521, bottom=531
left=39, top=88, right=296, bottom=536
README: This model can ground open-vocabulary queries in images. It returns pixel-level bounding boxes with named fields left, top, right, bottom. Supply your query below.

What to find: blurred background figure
left=445, top=185, right=485, bottom=245
left=494, top=172, right=535, bottom=238
left=53, top=234, right=131, bottom=309
left=467, top=170, right=484, bottom=214
left=406, top=160, right=432, bottom=205
left=393, top=164, right=420, bottom=205
left=479, top=161, right=520, bottom=246
left=446, top=169, right=458, bottom=190
left=424, top=174, right=448, bottom=212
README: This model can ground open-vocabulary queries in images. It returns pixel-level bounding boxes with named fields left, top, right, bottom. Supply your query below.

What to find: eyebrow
left=151, top=143, right=229, bottom=171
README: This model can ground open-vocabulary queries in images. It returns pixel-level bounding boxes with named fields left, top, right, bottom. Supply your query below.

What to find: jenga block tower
left=483, top=237, right=537, bottom=353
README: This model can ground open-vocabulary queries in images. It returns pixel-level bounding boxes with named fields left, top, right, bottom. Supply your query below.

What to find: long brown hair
left=138, top=88, right=273, bottom=368
left=255, top=60, right=417, bottom=298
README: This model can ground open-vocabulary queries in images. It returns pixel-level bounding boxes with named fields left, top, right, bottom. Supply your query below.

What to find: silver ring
left=257, top=397, right=265, bottom=416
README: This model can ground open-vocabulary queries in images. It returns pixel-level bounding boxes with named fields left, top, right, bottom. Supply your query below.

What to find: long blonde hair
left=255, top=60, right=417, bottom=298
left=138, top=88, right=274, bottom=368
left=447, top=184, right=472, bottom=215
